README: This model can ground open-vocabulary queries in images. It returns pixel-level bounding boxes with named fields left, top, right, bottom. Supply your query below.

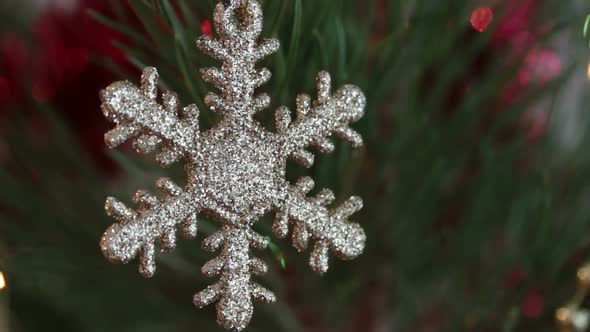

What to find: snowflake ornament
left=99, top=0, right=366, bottom=330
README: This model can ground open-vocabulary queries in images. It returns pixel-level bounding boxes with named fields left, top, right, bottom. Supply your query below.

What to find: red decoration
left=201, top=20, right=214, bottom=39
left=32, top=79, right=56, bottom=103
left=518, top=50, right=561, bottom=86
left=0, top=1, right=136, bottom=173
left=521, top=291, right=545, bottom=319
left=0, top=34, right=29, bottom=110
left=493, top=0, right=536, bottom=48
left=470, top=7, right=494, bottom=32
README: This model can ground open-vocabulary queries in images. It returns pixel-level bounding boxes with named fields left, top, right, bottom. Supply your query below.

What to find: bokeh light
left=470, top=7, right=494, bottom=32
left=518, top=50, right=562, bottom=86
left=0, top=271, right=6, bottom=290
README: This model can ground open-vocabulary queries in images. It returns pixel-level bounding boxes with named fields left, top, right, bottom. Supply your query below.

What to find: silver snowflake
left=99, top=0, right=366, bottom=330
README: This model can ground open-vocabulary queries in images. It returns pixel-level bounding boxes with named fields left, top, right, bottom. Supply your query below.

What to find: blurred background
left=1, top=0, right=590, bottom=331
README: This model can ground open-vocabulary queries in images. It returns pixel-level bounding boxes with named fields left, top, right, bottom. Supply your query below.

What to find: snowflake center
left=191, top=123, right=284, bottom=222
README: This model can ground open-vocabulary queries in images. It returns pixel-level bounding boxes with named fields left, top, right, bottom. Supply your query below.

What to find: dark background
left=1, top=0, right=590, bottom=331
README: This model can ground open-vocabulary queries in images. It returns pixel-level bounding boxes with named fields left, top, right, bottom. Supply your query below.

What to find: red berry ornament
left=471, top=7, right=494, bottom=32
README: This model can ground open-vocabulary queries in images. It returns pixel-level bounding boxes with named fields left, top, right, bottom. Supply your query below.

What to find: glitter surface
left=99, top=0, right=366, bottom=330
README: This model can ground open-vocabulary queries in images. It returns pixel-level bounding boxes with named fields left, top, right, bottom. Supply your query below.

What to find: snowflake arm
left=100, top=67, right=200, bottom=166
left=100, top=178, right=199, bottom=277
left=276, top=72, right=366, bottom=167
left=195, top=0, right=279, bottom=119
left=193, top=226, right=275, bottom=331
left=273, top=177, right=365, bottom=274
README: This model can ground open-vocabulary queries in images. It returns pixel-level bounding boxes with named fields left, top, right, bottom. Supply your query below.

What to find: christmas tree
left=1, top=0, right=590, bottom=331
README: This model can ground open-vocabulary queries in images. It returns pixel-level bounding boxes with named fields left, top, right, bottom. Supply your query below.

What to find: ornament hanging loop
left=238, top=0, right=251, bottom=21
left=220, top=0, right=249, bottom=15
left=215, top=0, right=262, bottom=40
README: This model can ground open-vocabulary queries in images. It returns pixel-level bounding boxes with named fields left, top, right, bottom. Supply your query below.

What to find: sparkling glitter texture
left=99, top=0, right=366, bottom=330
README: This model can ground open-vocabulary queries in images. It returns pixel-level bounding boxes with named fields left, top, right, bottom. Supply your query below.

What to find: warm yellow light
left=587, top=61, right=590, bottom=80
left=0, top=271, right=5, bottom=290
left=556, top=307, right=572, bottom=324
